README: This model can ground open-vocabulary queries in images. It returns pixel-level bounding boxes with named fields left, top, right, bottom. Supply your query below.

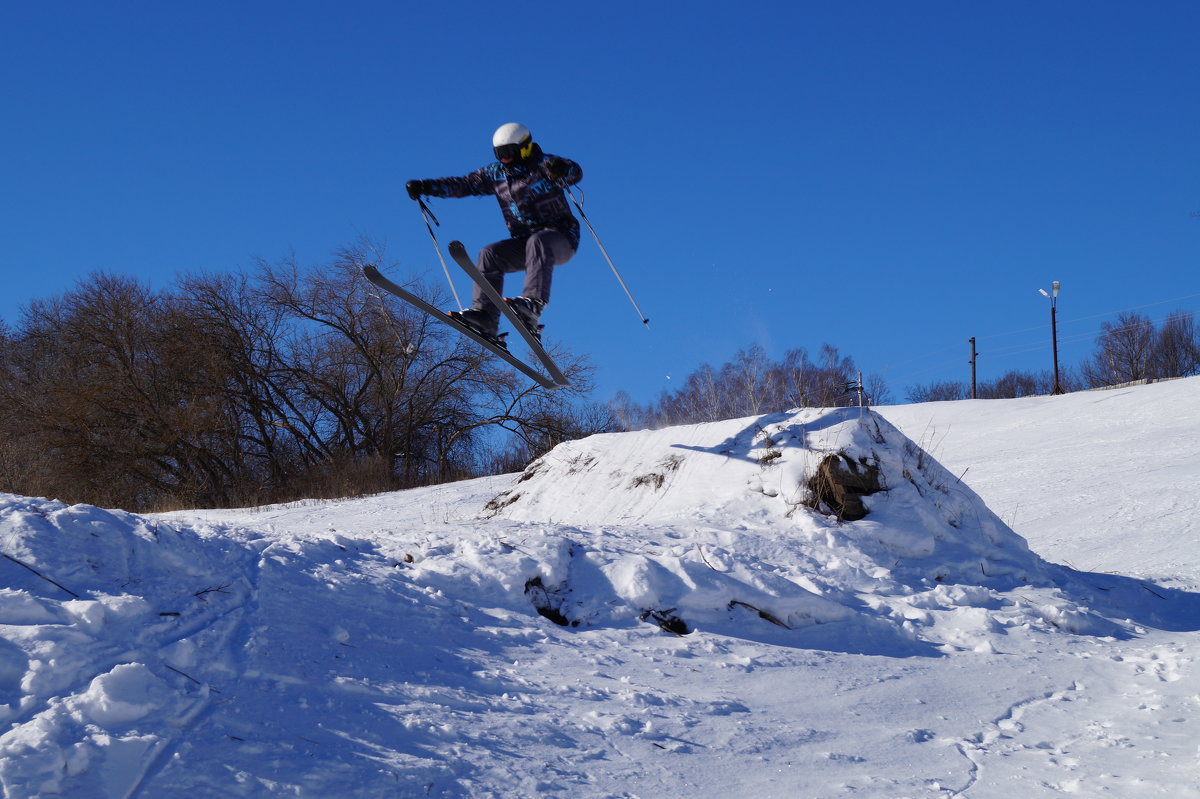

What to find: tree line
left=613, top=310, right=1200, bottom=429
left=905, top=310, right=1200, bottom=402
left=3, top=249, right=1196, bottom=513
left=0, top=244, right=609, bottom=512
left=609, top=343, right=889, bottom=429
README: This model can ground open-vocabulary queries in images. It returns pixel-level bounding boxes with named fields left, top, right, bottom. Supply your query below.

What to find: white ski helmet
left=492, top=122, right=534, bottom=162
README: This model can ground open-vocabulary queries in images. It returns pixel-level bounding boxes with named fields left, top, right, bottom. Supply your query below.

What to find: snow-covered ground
left=1, top=377, right=1197, bottom=798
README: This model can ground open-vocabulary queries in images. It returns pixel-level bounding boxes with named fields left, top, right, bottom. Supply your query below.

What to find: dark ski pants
left=473, top=230, right=576, bottom=320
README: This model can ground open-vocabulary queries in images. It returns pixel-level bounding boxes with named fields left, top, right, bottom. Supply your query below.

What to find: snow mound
left=476, top=409, right=1122, bottom=648
left=488, top=409, right=1047, bottom=587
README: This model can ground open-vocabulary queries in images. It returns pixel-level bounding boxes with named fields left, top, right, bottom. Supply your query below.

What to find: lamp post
left=1038, top=281, right=1064, bottom=395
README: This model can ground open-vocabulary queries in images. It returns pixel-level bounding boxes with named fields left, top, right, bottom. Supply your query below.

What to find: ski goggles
left=494, top=138, right=534, bottom=162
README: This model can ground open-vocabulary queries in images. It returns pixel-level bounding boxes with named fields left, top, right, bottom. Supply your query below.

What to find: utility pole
left=968, top=337, right=978, bottom=399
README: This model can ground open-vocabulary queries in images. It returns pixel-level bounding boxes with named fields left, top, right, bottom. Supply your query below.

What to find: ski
left=362, top=265, right=560, bottom=389
left=448, top=240, right=571, bottom=387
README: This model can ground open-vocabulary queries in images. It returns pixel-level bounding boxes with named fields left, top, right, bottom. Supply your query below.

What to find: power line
left=880, top=290, right=1200, bottom=388
left=971, top=290, right=1200, bottom=344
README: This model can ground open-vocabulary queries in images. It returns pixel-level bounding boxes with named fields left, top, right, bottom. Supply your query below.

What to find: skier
left=405, top=122, right=583, bottom=343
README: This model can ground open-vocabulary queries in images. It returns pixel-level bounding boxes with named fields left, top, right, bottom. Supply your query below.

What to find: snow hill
left=1, top=378, right=1198, bottom=798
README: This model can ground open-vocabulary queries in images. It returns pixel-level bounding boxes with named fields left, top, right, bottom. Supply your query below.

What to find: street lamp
left=1037, top=281, right=1064, bottom=394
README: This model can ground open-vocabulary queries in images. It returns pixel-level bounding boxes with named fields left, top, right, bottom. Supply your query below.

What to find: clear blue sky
left=4, top=1, right=1197, bottom=404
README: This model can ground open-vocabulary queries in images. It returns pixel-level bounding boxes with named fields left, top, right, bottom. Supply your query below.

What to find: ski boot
left=505, top=296, right=546, bottom=342
left=448, top=309, right=506, bottom=349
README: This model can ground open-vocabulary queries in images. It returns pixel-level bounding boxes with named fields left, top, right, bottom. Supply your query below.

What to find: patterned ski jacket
left=422, top=145, right=584, bottom=248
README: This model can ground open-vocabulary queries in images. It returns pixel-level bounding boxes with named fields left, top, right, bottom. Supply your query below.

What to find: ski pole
left=417, top=198, right=464, bottom=311
left=565, top=186, right=650, bottom=330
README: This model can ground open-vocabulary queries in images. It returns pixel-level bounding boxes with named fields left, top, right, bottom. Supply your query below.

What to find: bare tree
left=623, top=343, right=879, bottom=430
left=906, top=380, right=969, bottom=403
left=907, top=367, right=1081, bottom=402
left=1082, top=311, right=1155, bottom=387
left=980, top=370, right=1045, bottom=399
left=0, top=244, right=603, bottom=511
left=0, top=273, right=238, bottom=507
left=1152, top=311, right=1200, bottom=378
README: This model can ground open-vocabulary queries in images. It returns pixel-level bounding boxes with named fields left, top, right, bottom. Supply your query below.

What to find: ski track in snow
left=0, top=378, right=1198, bottom=797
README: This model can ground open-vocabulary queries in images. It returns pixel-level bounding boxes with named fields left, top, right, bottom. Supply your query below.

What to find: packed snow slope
left=1, top=377, right=1198, bottom=798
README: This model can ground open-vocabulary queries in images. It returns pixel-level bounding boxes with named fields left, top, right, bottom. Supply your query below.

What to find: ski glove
left=543, top=157, right=569, bottom=182
left=406, top=179, right=429, bottom=200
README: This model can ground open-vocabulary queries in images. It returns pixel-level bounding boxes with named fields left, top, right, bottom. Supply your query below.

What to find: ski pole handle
left=418, top=198, right=439, bottom=227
